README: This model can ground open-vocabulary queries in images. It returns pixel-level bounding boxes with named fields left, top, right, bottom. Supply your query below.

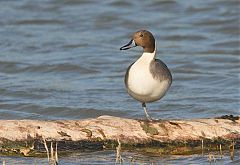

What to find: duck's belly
left=126, top=66, right=170, bottom=103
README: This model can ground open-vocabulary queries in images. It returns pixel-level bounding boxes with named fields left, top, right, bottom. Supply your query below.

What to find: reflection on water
left=1, top=150, right=240, bottom=165
left=0, top=0, right=239, bottom=164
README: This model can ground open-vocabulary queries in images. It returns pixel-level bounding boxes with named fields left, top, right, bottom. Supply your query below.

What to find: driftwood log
left=0, top=115, right=239, bottom=157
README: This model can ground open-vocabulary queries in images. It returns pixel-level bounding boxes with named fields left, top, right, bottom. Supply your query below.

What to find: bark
left=0, top=115, right=239, bottom=156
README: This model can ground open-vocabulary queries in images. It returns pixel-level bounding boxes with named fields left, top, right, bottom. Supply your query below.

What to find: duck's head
left=120, top=30, right=155, bottom=53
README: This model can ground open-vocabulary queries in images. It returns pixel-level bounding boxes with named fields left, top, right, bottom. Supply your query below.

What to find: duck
left=120, top=30, right=172, bottom=120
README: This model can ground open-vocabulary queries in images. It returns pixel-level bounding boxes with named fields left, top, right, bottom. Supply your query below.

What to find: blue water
left=1, top=151, right=240, bottom=165
left=0, top=0, right=239, bottom=164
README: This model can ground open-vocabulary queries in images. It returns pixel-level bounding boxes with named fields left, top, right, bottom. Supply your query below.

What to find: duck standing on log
left=120, top=30, right=172, bottom=120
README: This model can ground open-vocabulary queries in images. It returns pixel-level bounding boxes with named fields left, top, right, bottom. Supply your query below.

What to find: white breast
left=127, top=51, right=170, bottom=103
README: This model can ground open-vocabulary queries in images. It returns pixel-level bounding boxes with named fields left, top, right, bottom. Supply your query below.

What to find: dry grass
left=115, top=139, right=123, bottom=165
left=43, top=139, right=59, bottom=165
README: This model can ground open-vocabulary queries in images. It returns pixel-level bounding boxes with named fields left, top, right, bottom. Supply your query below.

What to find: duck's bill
left=120, top=39, right=137, bottom=50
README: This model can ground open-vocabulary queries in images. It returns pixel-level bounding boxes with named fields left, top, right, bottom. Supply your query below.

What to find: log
left=0, top=115, right=239, bottom=157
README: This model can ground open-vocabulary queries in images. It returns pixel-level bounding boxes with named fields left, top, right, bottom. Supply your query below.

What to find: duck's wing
left=150, top=59, right=172, bottom=83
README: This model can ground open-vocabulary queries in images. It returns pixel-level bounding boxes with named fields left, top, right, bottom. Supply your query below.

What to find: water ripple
left=14, top=19, right=65, bottom=25
left=0, top=61, right=99, bottom=74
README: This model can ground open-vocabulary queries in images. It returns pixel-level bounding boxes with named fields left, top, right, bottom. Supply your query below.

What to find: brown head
left=120, top=30, right=155, bottom=53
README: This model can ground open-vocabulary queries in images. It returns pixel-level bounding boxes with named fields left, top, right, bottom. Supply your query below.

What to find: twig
left=55, top=142, right=58, bottom=164
left=43, top=139, right=50, bottom=161
left=50, top=142, right=54, bottom=161
left=115, top=139, right=123, bottom=165
left=230, top=140, right=235, bottom=160
left=219, top=144, right=222, bottom=159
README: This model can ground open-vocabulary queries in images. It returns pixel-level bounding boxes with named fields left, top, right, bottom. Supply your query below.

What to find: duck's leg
left=142, top=103, right=152, bottom=121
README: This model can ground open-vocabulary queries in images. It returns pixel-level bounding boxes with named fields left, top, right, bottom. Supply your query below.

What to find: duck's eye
left=140, top=34, right=143, bottom=37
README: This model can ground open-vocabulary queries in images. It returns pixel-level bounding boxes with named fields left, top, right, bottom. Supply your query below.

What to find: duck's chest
left=126, top=59, right=160, bottom=95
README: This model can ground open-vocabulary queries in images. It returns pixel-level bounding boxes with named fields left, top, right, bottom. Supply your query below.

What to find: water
left=0, top=0, right=239, bottom=164
left=1, top=151, right=240, bottom=165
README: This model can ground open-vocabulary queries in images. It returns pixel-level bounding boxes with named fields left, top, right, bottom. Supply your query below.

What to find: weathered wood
left=0, top=115, right=239, bottom=156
